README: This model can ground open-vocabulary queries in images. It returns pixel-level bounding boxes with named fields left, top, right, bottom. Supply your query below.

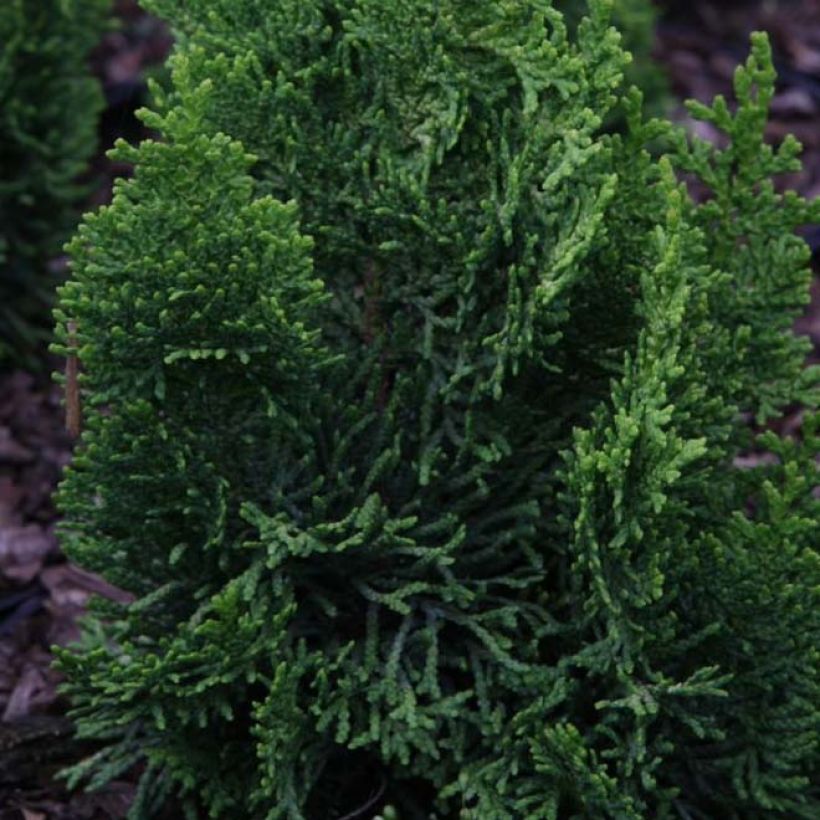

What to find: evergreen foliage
left=0, top=0, right=108, bottom=367
left=53, top=2, right=818, bottom=817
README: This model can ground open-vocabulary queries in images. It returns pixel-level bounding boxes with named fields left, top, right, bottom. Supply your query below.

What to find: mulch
left=0, top=1, right=817, bottom=817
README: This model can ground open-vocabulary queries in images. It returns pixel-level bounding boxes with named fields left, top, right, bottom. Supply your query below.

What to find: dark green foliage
left=53, top=2, right=818, bottom=817
left=0, top=0, right=108, bottom=367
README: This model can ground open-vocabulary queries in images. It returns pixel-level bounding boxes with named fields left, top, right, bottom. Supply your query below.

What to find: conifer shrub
left=0, top=0, right=109, bottom=367
left=53, top=2, right=819, bottom=818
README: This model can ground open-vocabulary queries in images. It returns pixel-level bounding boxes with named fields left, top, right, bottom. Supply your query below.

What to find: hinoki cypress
left=54, top=2, right=818, bottom=818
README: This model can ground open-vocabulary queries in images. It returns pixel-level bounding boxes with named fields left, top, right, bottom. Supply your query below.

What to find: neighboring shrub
left=54, top=1, right=818, bottom=818
left=0, top=0, right=109, bottom=367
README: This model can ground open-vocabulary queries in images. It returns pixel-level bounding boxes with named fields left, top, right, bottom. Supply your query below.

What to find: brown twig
left=336, top=774, right=387, bottom=820
left=65, top=320, right=81, bottom=438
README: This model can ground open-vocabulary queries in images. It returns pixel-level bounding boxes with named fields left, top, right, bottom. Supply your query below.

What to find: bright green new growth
left=0, top=0, right=108, bottom=367
left=54, top=1, right=819, bottom=818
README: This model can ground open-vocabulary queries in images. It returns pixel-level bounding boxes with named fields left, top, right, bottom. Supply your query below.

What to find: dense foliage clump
left=54, top=2, right=818, bottom=818
left=0, top=0, right=108, bottom=367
